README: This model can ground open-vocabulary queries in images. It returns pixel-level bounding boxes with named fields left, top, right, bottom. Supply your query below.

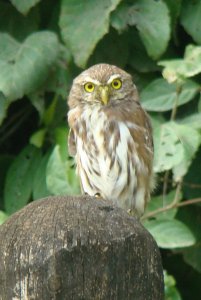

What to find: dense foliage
left=0, top=0, right=201, bottom=298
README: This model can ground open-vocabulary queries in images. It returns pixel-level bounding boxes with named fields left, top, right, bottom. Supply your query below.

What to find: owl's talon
left=127, top=209, right=140, bottom=220
left=94, top=193, right=101, bottom=198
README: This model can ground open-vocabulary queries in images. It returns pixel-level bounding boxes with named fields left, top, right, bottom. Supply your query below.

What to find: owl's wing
left=105, top=99, right=153, bottom=156
left=135, top=107, right=154, bottom=161
left=143, top=110, right=154, bottom=153
left=68, top=128, right=76, bottom=157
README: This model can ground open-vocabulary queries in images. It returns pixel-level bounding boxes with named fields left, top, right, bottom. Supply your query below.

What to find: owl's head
left=68, top=64, right=138, bottom=108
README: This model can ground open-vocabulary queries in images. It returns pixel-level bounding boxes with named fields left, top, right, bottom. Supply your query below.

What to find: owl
left=68, top=63, right=154, bottom=217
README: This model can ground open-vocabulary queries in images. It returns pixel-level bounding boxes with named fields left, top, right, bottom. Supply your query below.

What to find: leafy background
left=0, top=0, right=201, bottom=299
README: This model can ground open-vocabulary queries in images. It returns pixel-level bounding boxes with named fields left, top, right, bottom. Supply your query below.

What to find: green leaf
left=0, top=154, right=13, bottom=187
left=0, top=211, right=8, bottom=225
left=166, top=285, right=182, bottom=300
left=0, top=2, right=40, bottom=41
left=128, top=30, right=158, bottom=73
left=164, top=270, right=176, bottom=288
left=183, top=246, right=201, bottom=274
left=11, top=0, right=41, bottom=15
left=47, top=127, right=80, bottom=196
left=131, top=0, right=170, bottom=59
left=111, top=0, right=171, bottom=59
left=153, top=122, right=183, bottom=172
left=150, top=113, right=166, bottom=128
left=42, top=96, right=67, bottom=130
left=0, top=31, right=59, bottom=102
left=164, top=270, right=182, bottom=300
left=153, top=121, right=201, bottom=174
left=0, top=92, right=8, bottom=125
left=45, top=45, right=73, bottom=99
left=33, top=151, right=51, bottom=200
left=54, top=127, right=68, bottom=159
left=198, top=94, right=201, bottom=112
left=159, top=45, right=201, bottom=83
left=181, top=0, right=201, bottom=44
left=0, top=155, right=13, bottom=204
left=183, top=148, right=201, bottom=200
left=145, top=190, right=181, bottom=220
left=43, top=97, right=58, bottom=126
left=140, top=78, right=199, bottom=112
left=171, top=123, right=201, bottom=181
left=178, top=207, right=201, bottom=273
left=180, top=113, right=201, bottom=130
left=110, top=2, right=129, bottom=32
left=164, top=0, right=182, bottom=26
left=29, top=92, right=45, bottom=119
left=59, top=0, right=121, bottom=67
left=46, top=145, right=80, bottom=196
left=145, top=219, right=196, bottom=249
left=0, top=33, right=20, bottom=61
left=130, top=71, right=158, bottom=93
left=4, top=145, right=42, bottom=214
left=30, top=128, right=46, bottom=148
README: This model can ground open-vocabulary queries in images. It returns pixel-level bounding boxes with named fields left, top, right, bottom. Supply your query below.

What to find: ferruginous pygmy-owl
left=68, top=63, right=154, bottom=217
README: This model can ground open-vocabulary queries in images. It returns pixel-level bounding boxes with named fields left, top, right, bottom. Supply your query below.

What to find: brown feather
left=68, top=128, right=76, bottom=156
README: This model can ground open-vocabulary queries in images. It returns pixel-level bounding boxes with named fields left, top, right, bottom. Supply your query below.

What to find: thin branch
left=181, top=181, right=201, bottom=189
left=172, top=180, right=182, bottom=206
left=142, top=197, right=201, bottom=220
left=158, top=177, right=201, bottom=189
left=170, top=84, right=182, bottom=120
left=162, top=170, right=170, bottom=205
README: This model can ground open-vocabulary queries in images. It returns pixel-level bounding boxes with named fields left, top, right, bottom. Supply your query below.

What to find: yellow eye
left=111, top=79, right=122, bottom=90
left=84, top=82, right=95, bottom=93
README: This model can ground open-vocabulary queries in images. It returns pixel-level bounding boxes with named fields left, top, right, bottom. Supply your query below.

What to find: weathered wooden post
left=0, top=196, right=164, bottom=299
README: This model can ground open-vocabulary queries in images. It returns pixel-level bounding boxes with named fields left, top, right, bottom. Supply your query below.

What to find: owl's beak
left=99, top=86, right=109, bottom=105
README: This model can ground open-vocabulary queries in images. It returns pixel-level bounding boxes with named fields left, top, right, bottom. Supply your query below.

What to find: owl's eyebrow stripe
left=107, top=74, right=121, bottom=84
left=82, top=74, right=121, bottom=86
left=83, top=77, right=101, bottom=85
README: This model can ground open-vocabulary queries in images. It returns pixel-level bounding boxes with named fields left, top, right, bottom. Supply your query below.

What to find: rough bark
left=0, top=195, right=164, bottom=300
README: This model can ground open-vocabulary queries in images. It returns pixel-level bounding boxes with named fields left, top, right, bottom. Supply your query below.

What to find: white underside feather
left=75, top=107, right=147, bottom=216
